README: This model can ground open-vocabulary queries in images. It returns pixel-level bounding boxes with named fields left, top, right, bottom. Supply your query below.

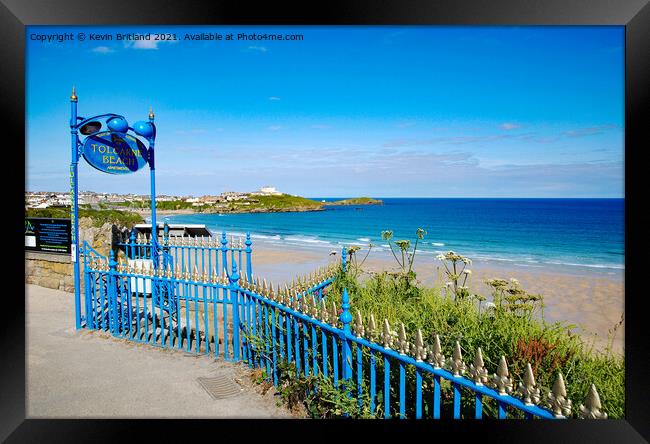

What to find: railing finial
left=579, top=384, right=607, bottom=419
left=547, top=372, right=572, bottom=418
left=368, top=314, right=377, bottom=341
left=353, top=310, right=364, bottom=338
left=449, top=341, right=466, bottom=377
left=518, top=362, right=541, bottom=405
left=469, top=347, right=489, bottom=385
left=427, top=335, right=445, bottom=369
left=491, top=355, right=513, bottom=395
left=414, top=329, right=426, bottom=361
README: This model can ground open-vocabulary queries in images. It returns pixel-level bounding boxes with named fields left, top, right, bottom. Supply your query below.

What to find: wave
left=357, top=237, right=371, bottom=242
left=251, top=234, right=281, bottom=240
left=432, top=242, right=445, bottom=246
left=285, top=236, right=333, bottom=245
left=545, top=261, right=624, bottom=270
left=470, top=254, right=624, bottom=271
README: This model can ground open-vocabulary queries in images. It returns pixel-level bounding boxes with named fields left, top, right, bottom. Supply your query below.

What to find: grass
left=321, top=268, right=624, bottom=419
left=260, top=267, right=623, bottom=419
left=113, top=194, right=324, bottom=212
left=328, top=197, right=383, bottom=205
left=26, top=206, right=144, bottom=228
left=113, top=200, right=195, bottom=210
left=239, top=194, right=323, bottom=210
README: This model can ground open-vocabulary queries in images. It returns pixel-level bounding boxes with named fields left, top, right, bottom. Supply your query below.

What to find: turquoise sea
left=160, top=198, right=624, bottom=275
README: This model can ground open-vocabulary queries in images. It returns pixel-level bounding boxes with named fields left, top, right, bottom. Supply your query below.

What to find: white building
left=251, top=186, right=281, bottom=196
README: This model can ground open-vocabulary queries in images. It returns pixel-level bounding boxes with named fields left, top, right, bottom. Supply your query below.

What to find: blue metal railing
left=115, top=225, right=252, bottom=280
left=237, top=280, right=559, bottom=419
left=80, top=238, right=594, bottom=419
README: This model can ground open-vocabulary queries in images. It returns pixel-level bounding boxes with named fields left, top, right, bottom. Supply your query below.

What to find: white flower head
left=463, top=269, right=472, bottom=275
left=445, top=282, right=453, bottom=288
left=510, top=278, right=520, bottom=285
left=436, top=253, right=445, bottom=261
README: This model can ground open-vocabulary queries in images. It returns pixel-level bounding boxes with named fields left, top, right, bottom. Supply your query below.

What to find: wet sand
left=246, top=243, right=624, bottom=357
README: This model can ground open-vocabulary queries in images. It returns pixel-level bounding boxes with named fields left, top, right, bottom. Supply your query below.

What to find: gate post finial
left=245, top=232, right=252, bottom=280
left=109, top=249, right=117, bottom=270
left=228, top=247, right=241, bottom=362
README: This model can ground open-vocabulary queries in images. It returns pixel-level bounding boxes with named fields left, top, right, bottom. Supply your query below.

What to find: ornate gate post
left=108, top=250, right=118, bottom=336
left=70, top=87, right=81, bottom=329
left=340, top=288, right=353, bottom=395
left=245, top=232, right=252, bottom=280
left=228, top=259, right=241, bottom=362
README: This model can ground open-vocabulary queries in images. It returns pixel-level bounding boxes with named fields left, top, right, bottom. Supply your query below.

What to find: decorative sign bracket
left=69, top=87, right=159, bottom=329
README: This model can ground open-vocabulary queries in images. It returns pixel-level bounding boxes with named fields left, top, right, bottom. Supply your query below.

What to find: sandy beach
left=245, top=242, right=624, bottom=357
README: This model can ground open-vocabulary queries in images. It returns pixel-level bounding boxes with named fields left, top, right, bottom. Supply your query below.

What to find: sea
left=159, top=198, right=624, bottom=276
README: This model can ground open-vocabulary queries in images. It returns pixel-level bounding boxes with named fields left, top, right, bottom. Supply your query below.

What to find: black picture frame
left=6, top=0, right=649, bottom=441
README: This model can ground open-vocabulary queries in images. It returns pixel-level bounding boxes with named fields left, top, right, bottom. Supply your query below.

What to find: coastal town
left=25, top=185, right=284, bottom=209
left=26, top=186, right=382, bottom=216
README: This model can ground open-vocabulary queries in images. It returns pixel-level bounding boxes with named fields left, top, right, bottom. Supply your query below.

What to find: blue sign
left=82, top=130, right=148, bottom=174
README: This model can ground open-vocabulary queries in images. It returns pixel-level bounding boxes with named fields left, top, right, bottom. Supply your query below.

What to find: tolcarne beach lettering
left=82, top=131, right=148, bottom=174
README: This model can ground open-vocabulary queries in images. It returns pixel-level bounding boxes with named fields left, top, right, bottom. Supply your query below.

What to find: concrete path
left=26, top=284, right=293, bottom=418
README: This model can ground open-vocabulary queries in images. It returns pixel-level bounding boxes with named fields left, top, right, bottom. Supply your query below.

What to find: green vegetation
left=26, top=206, right=144, bottom=228
left=114, top=200, right=195, bottom=210
left=255, top=228, right=624, bottom=419
left=328, top=197, right=383, bottom=206
left=109, top=194, right=382, bottom=214
left=232, top=194, right=323, bottom=211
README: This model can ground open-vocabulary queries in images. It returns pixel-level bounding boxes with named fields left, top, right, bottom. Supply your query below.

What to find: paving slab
left=25, top=284, right=293, bottom=418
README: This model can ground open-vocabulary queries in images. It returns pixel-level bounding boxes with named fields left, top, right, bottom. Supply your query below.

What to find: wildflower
left=510, top=278, right=520, bottom=286
left=395, top=240, right=411, bottom=251
left=436, top=254, right=446, bottom=261
left=463, top=269, right=472, bottom=275
left=445, top=282, right=453, bottom=288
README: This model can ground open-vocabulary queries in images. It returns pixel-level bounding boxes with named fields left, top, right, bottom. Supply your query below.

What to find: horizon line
left=25, top=189, right=624, bottom=199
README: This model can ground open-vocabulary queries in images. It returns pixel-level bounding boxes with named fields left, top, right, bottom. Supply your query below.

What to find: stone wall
left=25, top=218, right=131, bottom=293
left=25, top=251, right=76, bottom=293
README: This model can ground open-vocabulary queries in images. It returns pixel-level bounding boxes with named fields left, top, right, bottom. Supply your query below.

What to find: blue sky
left=26, top=26, right=624, bottom=197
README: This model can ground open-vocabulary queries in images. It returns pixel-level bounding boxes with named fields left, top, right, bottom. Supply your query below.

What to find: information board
left=25, top=217, right=72, bottom=254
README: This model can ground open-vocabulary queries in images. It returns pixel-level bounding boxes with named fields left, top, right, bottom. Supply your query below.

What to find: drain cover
left=197, top=376, right=242, bottom=400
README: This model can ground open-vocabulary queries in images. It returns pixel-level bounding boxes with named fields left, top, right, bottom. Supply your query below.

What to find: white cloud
left=248, top=46, right=268, bottom=52
left=91, top=46, right=114, bottom=54
left=267, top=125, right=283, bottom=131
left=499, top=122, right=521, bottom=130
left=562, top=124, right=618, bottom=138
left=268, top=96, right=281, bottom=101
left=123, top=39, right=177, bottom=50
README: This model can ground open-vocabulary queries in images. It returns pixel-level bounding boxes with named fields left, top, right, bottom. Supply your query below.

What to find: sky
left=25, top=26, right=624, bottom=198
